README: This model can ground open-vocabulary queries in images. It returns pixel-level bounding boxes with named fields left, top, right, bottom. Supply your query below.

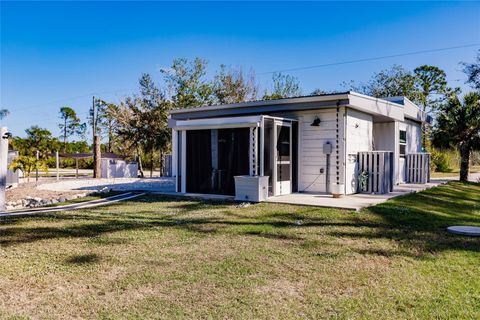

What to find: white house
left=168, top=91, right=430, bottom=201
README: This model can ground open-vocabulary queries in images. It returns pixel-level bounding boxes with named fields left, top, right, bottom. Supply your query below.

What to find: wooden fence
left=162, top=154, right=173, bottom=177
left=357, top=151, right=394, bottom=194
left=405, top=153, right=430, bottom=184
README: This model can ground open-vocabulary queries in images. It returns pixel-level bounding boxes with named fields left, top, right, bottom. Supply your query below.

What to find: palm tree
left=0, top=109, right=9, bottom=120
left=432, top=91, right=480, bottom=181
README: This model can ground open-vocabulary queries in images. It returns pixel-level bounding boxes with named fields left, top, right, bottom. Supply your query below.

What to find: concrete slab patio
left=36, top=176, right=458, bottom=211
left=266, top=179, right=450, bottom=211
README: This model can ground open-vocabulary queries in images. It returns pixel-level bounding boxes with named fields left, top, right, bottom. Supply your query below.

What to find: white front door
left=274, top=122, right=292, bottom=195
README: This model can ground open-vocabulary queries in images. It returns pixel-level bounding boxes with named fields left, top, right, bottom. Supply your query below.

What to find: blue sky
left=1, top=1, right=479, bottom=139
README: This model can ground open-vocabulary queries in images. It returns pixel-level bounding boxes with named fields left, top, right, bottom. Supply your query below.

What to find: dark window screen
left=218, top=128, right=250, bottom=195
left=186, top=128, right=250, bottom=196
left=177, top=131, right=182, bottom=192
left=186, top=130, right=212, bottom=194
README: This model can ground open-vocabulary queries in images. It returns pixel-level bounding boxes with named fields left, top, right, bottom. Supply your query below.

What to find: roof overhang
left=347, top=92, right=404, bottom=122
left=168, top=91, right=425, bottom=124
left=169, top=115, right=262, bottom=130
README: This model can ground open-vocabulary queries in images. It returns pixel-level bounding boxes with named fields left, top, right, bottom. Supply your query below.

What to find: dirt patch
left=6, top=181, right=79, bottom=202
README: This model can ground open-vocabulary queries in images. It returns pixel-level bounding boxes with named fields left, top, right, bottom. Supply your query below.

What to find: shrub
left=472, top=151, right=480, bottom=166
left=431, top=149, right=454, bottom=172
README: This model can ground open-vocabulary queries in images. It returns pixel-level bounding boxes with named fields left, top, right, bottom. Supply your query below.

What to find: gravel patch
left=37, top=177, right=175, bottom=193
left=6, top=182, right=80, bottom=203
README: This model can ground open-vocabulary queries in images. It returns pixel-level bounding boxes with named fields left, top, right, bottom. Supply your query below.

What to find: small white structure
left=168, top=92, right=431, bottom=201
left=101, top=159, right=138, bottom=178
left=234, top=175, right=269, bottom=202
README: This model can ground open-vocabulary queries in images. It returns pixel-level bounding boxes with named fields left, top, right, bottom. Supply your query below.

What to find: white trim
left=249, top=127, right=254, bottom=176
left=254, top=126, right=258, bottom=176
left=170, top=93, right=350, bottom=114
left=172, top=129, right=177, bottom=191
left=347, top=93, right=404, bottom=122
left=260, top=116, right=265, bottom=176
left=274, top=120, right=293, bottom=196
left=172, top=115, right=262, bottom=130
left=273, top=123, right=277, bottom=196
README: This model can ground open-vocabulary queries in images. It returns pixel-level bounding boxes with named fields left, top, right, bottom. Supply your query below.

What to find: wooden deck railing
left=405, top=153, right=430, bottom=184
left=357, top=151, right=394, bottom=194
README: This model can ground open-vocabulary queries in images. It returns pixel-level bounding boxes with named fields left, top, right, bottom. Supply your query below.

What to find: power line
left=10, top=89, right=135, bottom=113
left=258, top=43, right=480, bottom=75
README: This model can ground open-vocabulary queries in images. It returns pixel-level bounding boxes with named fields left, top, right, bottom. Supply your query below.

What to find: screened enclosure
left=186, top=128, right=250, bottom=195
left=174, top=115, right=298, bottom=197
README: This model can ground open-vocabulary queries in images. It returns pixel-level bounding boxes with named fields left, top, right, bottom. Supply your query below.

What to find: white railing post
left=0, top=127, right=9, bottom=211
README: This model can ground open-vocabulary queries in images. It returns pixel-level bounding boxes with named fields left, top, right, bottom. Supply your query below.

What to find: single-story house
left=168, top=91, right=431, bottom=201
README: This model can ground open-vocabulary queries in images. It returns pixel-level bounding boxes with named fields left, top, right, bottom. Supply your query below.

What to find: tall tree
left=462, top=50, right=480, bottom=90
left=11, top=126, right=59, bottom=158
left=263, top=72, right=301, bottom=100
left=161, top=57, right=213, bottom=109
left=413, top=65, right=448, bottom=148
left=59, top=106, right=86, bottom=152
left=113, top=74, right=171, bottom=177
left=413, top=65, right=447, bottom=115
left=212, top=65, right=258, bottom=104
left=0, top=109, right=9, bottom=120
left=89, top=99, right=119, bottom=153
left=343, top=65, right=417, bottom=100
left=432, top=91, right=480, bottom=182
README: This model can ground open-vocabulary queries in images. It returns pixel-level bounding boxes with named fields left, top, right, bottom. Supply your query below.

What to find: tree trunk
left=108, top=121, right=112, bottom=153
left=94, top=135, right=101, bottom=178
left=459, top=143, right=470, bottom=182
left=108, top=127, right=112, bottom=153
left=421, top=123, right=427, bottom=151
left=150, top=151, right=154, bottom=178
left=63, top=117, right=67, bottom=153
left=159, top=150, right=164, bottom=177
left=137, top=149, right=144, bottom=178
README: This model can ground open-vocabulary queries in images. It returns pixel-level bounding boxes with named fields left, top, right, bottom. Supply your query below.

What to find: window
left=399, top=130, right=407, bottom=157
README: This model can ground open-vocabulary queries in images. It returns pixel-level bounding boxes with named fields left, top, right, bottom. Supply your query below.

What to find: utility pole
left=0, top=127, right=10, bottom=212
left=92, top=96, right=101, bottom=178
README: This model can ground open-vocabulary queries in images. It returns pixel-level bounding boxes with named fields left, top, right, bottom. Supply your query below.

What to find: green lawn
left=431, top=165, right=480, bottom=178
left=1, top=182, right=479, bottom=319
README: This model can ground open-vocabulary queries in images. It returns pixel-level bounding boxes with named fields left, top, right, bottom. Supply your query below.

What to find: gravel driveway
left=38, top=177, right=175, bottom=193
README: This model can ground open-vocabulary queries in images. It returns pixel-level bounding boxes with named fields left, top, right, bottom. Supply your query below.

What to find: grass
left=431, top=165, right=480, bottom=178
left=0, top=182, right=479, bottom=319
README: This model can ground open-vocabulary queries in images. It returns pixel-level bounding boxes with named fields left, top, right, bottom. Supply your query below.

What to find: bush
left=431, top=148, right=457, bottom=172
left=472, top=151, right=480, bottom=166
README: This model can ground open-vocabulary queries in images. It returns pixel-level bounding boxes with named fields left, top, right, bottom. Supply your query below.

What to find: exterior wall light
left=311, top=116, right=321, bottom=126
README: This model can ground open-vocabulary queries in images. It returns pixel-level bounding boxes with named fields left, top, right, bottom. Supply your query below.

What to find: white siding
left=373, top=122, right=399, bottom=185
left=345, top=109, right=373, bottom=194
left=373, top=122, right=396, bottom=152
left=398, top=120, right=422, bottom=183
left=278, top=108, right=343, bottom=193
left=405, top=120, right=422, bottom=153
